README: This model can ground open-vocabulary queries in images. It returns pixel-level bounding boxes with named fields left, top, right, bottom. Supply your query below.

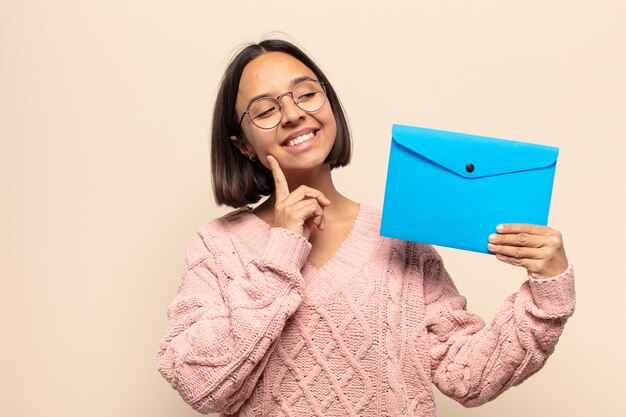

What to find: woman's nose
left=279, top=94, right=306, bottom=125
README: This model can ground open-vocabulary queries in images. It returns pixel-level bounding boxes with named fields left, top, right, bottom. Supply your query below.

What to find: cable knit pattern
left=156, top=203, right=576, bottom=416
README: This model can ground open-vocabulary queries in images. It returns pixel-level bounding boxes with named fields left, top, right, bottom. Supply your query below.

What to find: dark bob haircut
left=211, top=39, right=352, bottom=208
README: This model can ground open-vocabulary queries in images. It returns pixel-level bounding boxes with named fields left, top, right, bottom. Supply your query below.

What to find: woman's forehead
left=238, top=52, right=316, bottom=96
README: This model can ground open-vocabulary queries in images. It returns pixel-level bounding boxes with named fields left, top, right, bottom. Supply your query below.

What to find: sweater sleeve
left=156, top=226, right=312, bottom=414
left=421, top=245, right=575, bottom=407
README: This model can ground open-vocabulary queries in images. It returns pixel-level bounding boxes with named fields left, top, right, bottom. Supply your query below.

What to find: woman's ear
left=229, top=135, right=257, bottom=160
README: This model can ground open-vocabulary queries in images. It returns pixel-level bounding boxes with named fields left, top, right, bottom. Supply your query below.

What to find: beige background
left=2, top=0, right=625, bottom=416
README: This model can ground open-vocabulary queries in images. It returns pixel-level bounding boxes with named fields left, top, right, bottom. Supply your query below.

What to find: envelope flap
left=391, top=124, right=559, bottom=178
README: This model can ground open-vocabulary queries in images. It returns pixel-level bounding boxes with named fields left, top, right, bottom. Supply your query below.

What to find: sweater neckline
left=228, top=202, right=382, bottom=281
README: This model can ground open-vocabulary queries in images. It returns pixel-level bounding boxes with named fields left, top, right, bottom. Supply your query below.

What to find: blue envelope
left=380, top=124, right=559, bottom=254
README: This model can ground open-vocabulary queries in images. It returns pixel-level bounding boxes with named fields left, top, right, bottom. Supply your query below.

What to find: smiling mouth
left=282, top=130, right=318, bottom=148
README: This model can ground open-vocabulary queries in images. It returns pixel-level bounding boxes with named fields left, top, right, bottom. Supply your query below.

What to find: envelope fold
left=391, top=125, right=559, bottom=179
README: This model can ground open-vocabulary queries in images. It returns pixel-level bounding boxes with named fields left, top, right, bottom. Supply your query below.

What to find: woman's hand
left=487, top=224, right=569, bottom=280
left=267, top=155, right=330, bottom=240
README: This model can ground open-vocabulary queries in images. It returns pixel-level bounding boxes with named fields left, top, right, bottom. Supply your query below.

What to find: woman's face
left=231, top=52, right=337, bottom=174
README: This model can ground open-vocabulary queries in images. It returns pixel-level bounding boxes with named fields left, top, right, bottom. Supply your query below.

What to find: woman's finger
left=487, top=244, right=545, bottom=260
left=496, top=223, right=558, bottom=237
left=266, top=155, right=290, bottom=202
left=286, top=199, right=325, bottom=232
left=494, top=253, right=543, bottom=270
left=488, top=232, right=554, bottom=248
left=280, top=184, right=331, bottom=208
left=287, top=198, right=324, bottom=220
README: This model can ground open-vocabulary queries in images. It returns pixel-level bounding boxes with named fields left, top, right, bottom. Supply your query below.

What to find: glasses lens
left=293, top=80, right=326, bottom=112
left=246, top=80, right=327, bottom=129
left=248, top=98, right=282, bottom=129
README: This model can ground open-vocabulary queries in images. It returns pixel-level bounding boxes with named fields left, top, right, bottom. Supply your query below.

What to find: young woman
left=156, top=39, right=575, bottom=417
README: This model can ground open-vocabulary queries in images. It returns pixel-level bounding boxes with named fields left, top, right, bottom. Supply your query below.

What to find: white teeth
left=285, top=131, right=315, bottom=147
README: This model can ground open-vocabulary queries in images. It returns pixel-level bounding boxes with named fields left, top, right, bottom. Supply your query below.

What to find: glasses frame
left=238, top=79, right=327, bottom=130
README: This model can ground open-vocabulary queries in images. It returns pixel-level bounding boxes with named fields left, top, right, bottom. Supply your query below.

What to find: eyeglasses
left=238, top=79, right=327, bottom=130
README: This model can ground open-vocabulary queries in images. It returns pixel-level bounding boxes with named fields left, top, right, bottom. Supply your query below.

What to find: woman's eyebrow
left=292, top=75, right=314, bottom=85
left=245, top=76, right=316, bottom=108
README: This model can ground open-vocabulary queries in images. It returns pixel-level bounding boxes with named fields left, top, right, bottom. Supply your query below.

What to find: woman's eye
left=253, top=106, right=277, bottom=119
left=297, top=92, right=317, bottom=101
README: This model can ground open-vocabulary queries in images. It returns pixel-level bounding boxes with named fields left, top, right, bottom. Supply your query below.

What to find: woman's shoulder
left=195, top=206, right=257, bottom=236
left=185, top=206, right=264, bottom=265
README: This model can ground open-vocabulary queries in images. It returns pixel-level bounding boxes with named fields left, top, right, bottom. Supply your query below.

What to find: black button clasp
left=465, top=163, right=475, bottom=173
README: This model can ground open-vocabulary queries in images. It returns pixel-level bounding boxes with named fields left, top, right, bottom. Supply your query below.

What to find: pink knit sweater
left=156, top=203, right=575, bottom=416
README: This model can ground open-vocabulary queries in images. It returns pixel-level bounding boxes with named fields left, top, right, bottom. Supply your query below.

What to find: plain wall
left=2, top=0, right=625, bottom=416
